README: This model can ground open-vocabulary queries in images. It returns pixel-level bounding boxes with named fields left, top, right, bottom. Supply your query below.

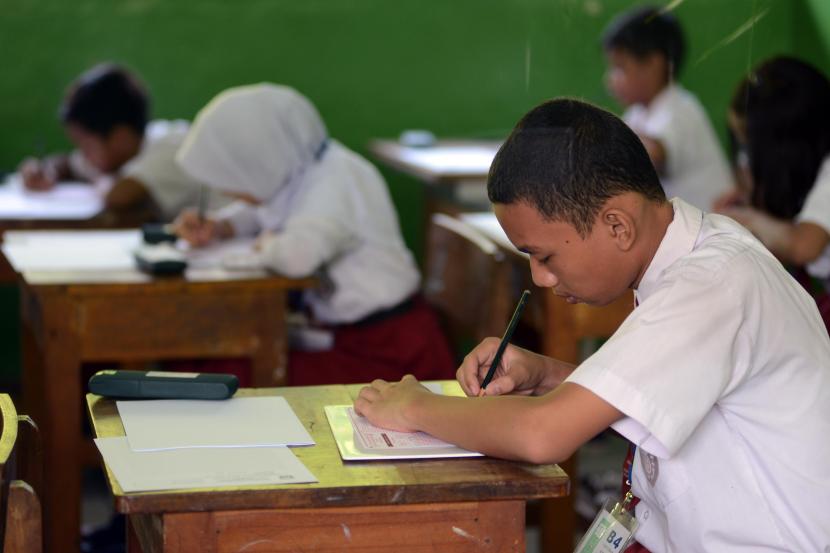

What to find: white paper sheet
left=117, top=396, right=314, bottom=451
left=324, top=405, right=483, bottom=461
left=1, top=230, right=142, bottom=272
left=95, top=436, right=317, bottom=492
left=0, top=175, right=103, bottom=220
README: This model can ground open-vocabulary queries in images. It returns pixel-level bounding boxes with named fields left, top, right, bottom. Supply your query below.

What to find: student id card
left=574, top=495, right=638, bottom=553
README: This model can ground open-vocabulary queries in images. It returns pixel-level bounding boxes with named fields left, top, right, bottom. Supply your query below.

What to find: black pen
left=479, top=289, right=531, bottom=395
left=197, top=183, right=207, bottom=224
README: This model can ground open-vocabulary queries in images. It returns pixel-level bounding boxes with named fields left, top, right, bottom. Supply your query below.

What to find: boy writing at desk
left=18, top=63, right=223, bottom=222
left=356, top=99, right=830, bottom=551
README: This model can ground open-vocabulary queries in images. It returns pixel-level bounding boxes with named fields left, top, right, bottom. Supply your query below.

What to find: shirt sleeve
left=259, top=215, right=358, bottom=278
left=796, top=157, right=830, bottom=233
left=213, top=201, right=261, bottom=238
left=257, top=168, right=361, bottom=277
left=120, top=134, right=201, bottom=221
left=567, top=263, right=751, bottom=457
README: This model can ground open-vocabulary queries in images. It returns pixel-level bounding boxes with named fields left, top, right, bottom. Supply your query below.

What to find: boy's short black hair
left=730, top=56, right=830, bottom=220
left=488, top=98, right=665, bottom=238
left=602, top=5, right=686, bottom=77
left=59, top=63, right=149, bottom=137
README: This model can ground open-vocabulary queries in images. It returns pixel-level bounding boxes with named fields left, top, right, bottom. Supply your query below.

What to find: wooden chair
left=423, top=213, right=513, bottom=355
left=1, top=394, right=42, bottom=553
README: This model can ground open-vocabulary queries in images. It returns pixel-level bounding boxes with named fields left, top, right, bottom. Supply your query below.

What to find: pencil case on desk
left=134, top=243, right=187, bottom=275
left=88, top=370, right=238, bottom=400
left=142, top=223, right=178, bottom=244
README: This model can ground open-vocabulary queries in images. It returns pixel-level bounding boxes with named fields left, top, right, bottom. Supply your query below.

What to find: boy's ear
left=601, top=207, right=636, bottom=251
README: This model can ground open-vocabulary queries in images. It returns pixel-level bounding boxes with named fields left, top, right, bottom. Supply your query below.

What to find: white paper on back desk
left=94, top=436, right=317, bottom=492
left=116, top=396, right=314, bottom=451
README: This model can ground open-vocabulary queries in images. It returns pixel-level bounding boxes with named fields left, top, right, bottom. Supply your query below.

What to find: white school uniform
left=567, top=198, right=830, bottom=552
left=68, top=120, right=227, bottom=221
left=176, top=84, right=420, bottom=324
left=624, top=84, right=732, bottom=211
left=795, top=155, right=830, bottom=279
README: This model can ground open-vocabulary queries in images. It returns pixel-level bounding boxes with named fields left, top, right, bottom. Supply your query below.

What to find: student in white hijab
left=174, top=84, right=455, bottom=385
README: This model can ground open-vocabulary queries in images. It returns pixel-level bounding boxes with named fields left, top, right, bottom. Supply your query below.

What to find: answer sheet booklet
left=324, top=405, right=483, bottom=461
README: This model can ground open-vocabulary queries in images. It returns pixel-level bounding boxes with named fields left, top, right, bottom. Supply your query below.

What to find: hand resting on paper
left=354, top=375, right=435, bottom=433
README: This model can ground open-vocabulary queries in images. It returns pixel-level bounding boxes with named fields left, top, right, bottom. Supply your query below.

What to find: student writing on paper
left=18, top=63, right=227, bottom=222
left=355, top=99, right=830, bottom=552
left=713, top=57, right=830, bottom=331
left=602, top=5, right=731, bottom=210
left=173, top=84, right=455, bottom=385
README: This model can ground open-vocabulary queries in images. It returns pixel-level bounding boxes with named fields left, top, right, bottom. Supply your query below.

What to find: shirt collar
left=635, top=197, right=703, bottom=303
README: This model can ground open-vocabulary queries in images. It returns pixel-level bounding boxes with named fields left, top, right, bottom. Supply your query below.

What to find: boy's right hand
left=174, top=208, right=226, bottom=247
left=19, top=157, right=57, bottom=191
left=456, top=338, right=572, bottom=398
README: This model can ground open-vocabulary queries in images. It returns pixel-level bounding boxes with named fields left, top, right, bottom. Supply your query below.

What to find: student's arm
left=104, top=177, right=154, bottom=212
left=355, top=376, right=622, bottom=464
left=257, top=215, right=358, bottom=278
left=636, top=134, right=667, bottom=174
left=726, top=207, right=830, bottom=265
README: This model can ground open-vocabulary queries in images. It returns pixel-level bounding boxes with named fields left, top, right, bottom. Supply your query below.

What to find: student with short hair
left=715, top=57, right=830, bottom=328
left=174, top=83, right=455, bottom=385
left=603, top=5, right=731, bottom=211
left=18, top=63, right=222, bottom=221
left=355, top=99, right=830, bottom=552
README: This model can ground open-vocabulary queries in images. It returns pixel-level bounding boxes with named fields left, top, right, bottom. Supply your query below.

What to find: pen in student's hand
left=479, top=289, right=531, bottom=396
left=197, top=183, right=206, bottom=224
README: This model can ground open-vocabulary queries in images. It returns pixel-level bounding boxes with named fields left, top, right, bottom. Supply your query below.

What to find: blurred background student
left=18, top=63, right=226, bottom=222
left=174, top=83, right=456, bottom=386
left=715, top=56, right=830, bottom=329
left=602, top=5, right=732, bottom=211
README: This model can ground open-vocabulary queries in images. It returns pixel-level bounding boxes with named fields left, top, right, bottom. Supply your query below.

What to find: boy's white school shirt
left=624, top=84, right=732, bottom=211
left=567, top=198, right=830, bottom=552
left=796, top=155, right=830, bottom=279
left=120, top=120, right=229, bottom=221
left=215, top=141, right=420, bottom=325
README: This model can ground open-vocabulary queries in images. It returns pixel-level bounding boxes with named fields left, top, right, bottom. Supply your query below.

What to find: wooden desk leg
left=250, top=292, right=286, bottom=387
left=4, top=481, right=43, bottom=553
left=21, top=290, right=82, bottom=553
left=540, top=292, right=580, bottom=553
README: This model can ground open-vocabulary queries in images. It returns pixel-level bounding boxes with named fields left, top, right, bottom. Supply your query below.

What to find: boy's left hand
left=354, top=375, right=431, bottom=433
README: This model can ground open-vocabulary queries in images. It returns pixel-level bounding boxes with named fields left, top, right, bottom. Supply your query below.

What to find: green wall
left=0, top=0, right=811, bottom=381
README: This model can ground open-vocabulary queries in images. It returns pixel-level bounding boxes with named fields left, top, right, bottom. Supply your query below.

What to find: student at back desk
left=173, top=84, right=455, bottom=386
left=714, top=56, right=830, bottom=331
left=18, top=63, right=226, bottom=222
left=602, top=5, right=731, bottom=211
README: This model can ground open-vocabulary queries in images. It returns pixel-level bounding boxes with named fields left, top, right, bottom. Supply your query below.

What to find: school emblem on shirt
left=639, top=448, right=659, bottom=487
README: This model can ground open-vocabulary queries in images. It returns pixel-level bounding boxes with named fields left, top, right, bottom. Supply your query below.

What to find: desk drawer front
left=78, top=292, right=284, bottom=360
left=157, top=500, right=524, bottom=553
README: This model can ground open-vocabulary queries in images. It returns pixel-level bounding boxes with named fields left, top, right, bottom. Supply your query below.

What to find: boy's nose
left=529, top=259, right=558, bottom=288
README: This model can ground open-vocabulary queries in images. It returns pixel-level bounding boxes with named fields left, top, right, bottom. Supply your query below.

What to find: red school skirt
left=165, top=296, right=456, bottom=387
left=288, top=296, right=456, bottom=386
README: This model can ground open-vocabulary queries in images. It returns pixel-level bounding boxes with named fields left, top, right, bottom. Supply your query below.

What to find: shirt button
left=642, top=509, right=650, bottom=520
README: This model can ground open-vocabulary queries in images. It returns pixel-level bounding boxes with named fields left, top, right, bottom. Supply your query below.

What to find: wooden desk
left=0, top=178, right=152, bottom=283
left=4, top=230, right=314, bottom=553
left=87, top=384, right=569, bottom=553
left=462, top=212, right=633, bottom=553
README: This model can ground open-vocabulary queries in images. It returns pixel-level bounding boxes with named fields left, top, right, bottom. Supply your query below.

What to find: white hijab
left=176, top=83, right=328, bottom=203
